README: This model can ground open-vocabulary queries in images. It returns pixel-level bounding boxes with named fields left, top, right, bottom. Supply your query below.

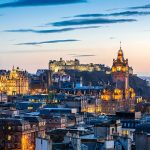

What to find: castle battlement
left=49, top=58, right=101, bottom=72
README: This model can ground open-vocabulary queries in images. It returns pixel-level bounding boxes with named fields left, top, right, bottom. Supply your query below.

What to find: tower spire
left=12, top=65, right=15, bottom=71
left=120, top=41, right=122, bottom=50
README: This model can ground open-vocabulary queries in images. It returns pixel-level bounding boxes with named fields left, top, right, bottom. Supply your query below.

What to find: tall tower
left=111, top=46, right=129, bottom=91
left=101, top=45, right=136, bottom=114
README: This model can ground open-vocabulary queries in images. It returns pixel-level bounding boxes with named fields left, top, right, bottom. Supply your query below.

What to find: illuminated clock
left=117, top=66, right=121, bottom=71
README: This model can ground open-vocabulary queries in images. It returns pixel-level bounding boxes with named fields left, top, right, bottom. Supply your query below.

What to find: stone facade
left=49, top=58, right=101, bottom=72
left=101, top=47, right=136, bottom=114
left=0, top=67, right=29, bottom=95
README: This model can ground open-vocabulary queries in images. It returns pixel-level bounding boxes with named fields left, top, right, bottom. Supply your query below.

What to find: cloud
left=105, top=8, right=121, bottom=12
left=68, top=54, right=95, bottom=57
left=0, top=49, right=60, bottom=54
left=109, top=37, right=116, bottom=40
left=0, top=0, right=87, bottom=8
left=130, top=4, right=150, bottom=9
left=0, top=49, right=77, bottom=54
left=73, top=11, right=150, bottom=18
left=74, top=54, right=95, bottom=57
left=51, top=18, right=136, bottom=27
left=5, top=26, right=100, bottom=34
left=17, top=39, right=79, bottom=45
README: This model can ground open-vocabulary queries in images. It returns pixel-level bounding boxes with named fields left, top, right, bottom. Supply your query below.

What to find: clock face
left=117, top=66, right=121, bottom=71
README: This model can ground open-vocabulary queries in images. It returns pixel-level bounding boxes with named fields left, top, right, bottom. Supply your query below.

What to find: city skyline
left=1, top=0, right=150, bottom=75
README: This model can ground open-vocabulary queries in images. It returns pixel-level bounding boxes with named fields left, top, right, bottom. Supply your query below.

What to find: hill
left=65, top=70, right=150, bottom=99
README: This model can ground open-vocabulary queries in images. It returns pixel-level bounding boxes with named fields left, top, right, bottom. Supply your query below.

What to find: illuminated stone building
left=0, top=67, right=29, bottom=96
left=48, top=58, right=111, bottom=92
left=49, top=58, right=101, bottom=72
left=101, top=46, right=136, bottom=114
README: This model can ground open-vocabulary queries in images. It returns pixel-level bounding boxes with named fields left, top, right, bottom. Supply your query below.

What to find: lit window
left=117, top=66, right=121, bottom=71
left=8, top=135, right=11, bottom=141
left=8, top=126, right=11, bottom=130
left=28, top=106, right=33, bottom=110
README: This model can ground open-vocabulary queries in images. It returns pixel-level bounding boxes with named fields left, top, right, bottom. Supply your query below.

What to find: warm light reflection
left=82, top=105, right=101, bottom=113
left=22, top=134, right=34, bottom=150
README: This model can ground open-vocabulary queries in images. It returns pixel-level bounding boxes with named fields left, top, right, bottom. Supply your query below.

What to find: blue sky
left=0, top=0, right=150, bottom=75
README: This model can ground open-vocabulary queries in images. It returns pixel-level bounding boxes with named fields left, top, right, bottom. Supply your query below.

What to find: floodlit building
left=0, top=67, right=29, bottom=96
left=101, top=47, right=136, bottom=114
left=49, top=58, right=101, bottom=72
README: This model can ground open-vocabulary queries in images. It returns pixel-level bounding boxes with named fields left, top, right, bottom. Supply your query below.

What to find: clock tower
left=101, top=45, right=136, bottom=114
left=111, top=46, right=129, bottom=92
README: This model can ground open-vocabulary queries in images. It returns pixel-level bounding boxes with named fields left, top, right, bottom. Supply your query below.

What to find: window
left=112, top=128, right=115, bottom=134
left=124, top=123, right=126, bottom=127
left=28, top=106, right=33, bottom=110
left=8, top=135, right=11, bottom=141
left=128, top=123, right=130, bottom=127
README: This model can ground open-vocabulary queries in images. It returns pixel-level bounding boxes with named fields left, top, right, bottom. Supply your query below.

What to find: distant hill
left=129, top=75, right=150, bottom=99
left=139, top=76, right=150, bottom=86
left=65, top=70, right=150, bottom=99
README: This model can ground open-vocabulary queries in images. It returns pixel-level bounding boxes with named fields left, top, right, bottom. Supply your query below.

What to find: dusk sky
left=1, top=0, right=150, bottom=75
